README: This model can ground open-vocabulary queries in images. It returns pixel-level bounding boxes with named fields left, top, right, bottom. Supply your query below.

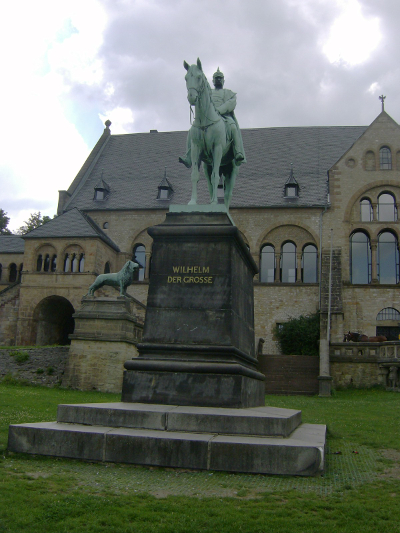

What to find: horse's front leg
left=189, top=142, right=201, bottom=205
left=210, top=145, right=223, bottom=204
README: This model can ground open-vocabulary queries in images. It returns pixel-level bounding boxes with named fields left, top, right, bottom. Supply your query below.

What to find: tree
left=0, top=209, right=12, bottom=235
left=16, top=212, right=53, bottom=235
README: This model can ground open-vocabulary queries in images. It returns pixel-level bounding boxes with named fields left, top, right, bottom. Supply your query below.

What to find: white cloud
left=322, top=0, right=382, bottom=66
left=99, top=107, right=135, bottom=134
left=0, top=0, right=108, bottom=231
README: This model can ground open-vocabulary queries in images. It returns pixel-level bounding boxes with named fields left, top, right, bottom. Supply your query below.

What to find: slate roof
left=0, top=235, right=25, bottom=254
left=63, top=125, right=367, bottom=212
left=22, top=208, right=120, bottom=252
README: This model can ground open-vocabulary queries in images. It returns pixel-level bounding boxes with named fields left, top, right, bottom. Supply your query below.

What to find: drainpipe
left=319, top=228, right=333, bottom=396
left=318, top=205, right=328, bottom=310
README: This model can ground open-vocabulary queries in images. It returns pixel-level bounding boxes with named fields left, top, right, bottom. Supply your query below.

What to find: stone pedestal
left=63, top=296, right=144, bottom=393
left=122, top=212, right=265, bottom=407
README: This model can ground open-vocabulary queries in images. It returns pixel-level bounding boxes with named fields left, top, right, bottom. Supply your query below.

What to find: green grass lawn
left=0, top=383, right=399, bottom=532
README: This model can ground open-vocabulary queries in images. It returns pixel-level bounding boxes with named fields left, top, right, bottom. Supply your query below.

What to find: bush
left=9, top=351, right=30, bottom=365
left=273, top=312, right=320, bottom=356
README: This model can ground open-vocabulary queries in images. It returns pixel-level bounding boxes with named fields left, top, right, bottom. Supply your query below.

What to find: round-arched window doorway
left=32, top=296, right=75, bottom=345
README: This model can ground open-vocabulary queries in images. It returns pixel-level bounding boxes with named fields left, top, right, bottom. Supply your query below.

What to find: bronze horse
left=183, top=58, right=240, bottom=209
left=343, top=331, right=387, bottom=342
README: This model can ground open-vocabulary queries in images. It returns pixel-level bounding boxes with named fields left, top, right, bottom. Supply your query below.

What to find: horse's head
left=184, top=58, right=207, bottom=105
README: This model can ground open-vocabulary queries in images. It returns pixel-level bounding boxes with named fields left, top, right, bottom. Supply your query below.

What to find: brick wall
left=258, top=354, right=319, bottom=395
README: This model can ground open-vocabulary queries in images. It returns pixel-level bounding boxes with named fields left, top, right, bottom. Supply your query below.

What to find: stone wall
left=0, top=283, right=20, bottom=346
left=0, top=346, right=69, bottom=386
left=330, top=341, right=400, bottom=388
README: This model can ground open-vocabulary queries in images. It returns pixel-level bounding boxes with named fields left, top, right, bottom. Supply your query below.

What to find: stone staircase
left=8, top=401, right=326, bottom=476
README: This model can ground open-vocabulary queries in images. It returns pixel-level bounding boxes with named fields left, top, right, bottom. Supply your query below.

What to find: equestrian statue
left=179, top=58, right=246, bottom=210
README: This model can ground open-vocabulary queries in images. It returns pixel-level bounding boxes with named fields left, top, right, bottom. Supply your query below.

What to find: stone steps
left=8, top=402, right=326, bottom=476
left=56, top=402, right=302, bottom=437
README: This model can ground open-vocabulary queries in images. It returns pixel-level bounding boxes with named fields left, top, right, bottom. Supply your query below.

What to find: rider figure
left=179, top=67, right=246, bottom=168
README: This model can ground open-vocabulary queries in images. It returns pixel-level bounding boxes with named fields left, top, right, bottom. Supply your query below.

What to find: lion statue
left=87, top=260, right=140, bottom=297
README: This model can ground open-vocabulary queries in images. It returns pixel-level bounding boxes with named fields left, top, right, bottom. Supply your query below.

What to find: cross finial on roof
left=379, top=94, right=386, bottom=112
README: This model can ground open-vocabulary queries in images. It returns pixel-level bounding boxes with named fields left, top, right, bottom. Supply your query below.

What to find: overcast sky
left=1, top=0, right=399, bottom=231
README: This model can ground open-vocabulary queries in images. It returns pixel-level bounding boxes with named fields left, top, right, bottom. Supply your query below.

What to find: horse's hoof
left=188, top=200, right=197, bottom=205
left=235, top=153, right=245, bottom=165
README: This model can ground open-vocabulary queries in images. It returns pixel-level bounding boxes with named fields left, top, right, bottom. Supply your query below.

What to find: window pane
left=133, top=245, right=146, bottom=281
left=351, top=232, right=371, bottom=284
left=9, top=263, right=17, bottom=282
left=377, top=307, right=400, bottom=321
left=378, top=232, right=398, bottom=284
left=360, top=199, right=372, bottom=222
left=260, top=245, right=275, bottom=282
left=71, top=254, right=79, bottom=273
left=302, top=245, right=317, bottom=283
left=286, top=185, right=297, bottom=197
left=281, top=242, right=296, bottom=283
left=379, top=147, right=392, bottom=170
left=378, top=194, right=396, bottom=221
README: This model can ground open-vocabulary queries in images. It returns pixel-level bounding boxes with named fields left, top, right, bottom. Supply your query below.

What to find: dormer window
left=284, top=166, right=299, bottom=198
left=157, top=168, right=174, bottom=201
left=94, top=175, right=110, bottom=202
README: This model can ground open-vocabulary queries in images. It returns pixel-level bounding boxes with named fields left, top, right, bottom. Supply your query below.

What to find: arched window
left=281, top=242, right=296, bottom=283
left=51, top=255, right=57, bottom=272
left=0, top=263, right=2, bottom=281
left=302, top=244, right=318, bottom=283
left=378, top=232, right=399, bottom=284
left=378, top=193, right=397, bottom=222
left=70, top=254, right=78, bottom=273
left=36, top=254, right=43, bottom=272
left=18, top=264, right=23, bottom=281
left=350, top=232, right=371, bottom=284
left=132, top=244, right=146, bottom=281
left=64, top=253, right=70, bottom=273
left=79, top=254, right=85, bottom=273
left=365, top=150, right=376, bottom=171
left=380, top=146, right=392, bottom=170
left=360, top=198, right=372, bottom=222
left=9, top=263, right=17, bottom=283
left=104, top=261, right=111, bottom=274
left=43, top=254, right=50, bottom=272
left=259, top=245, right=275, bottom=282
left=377, top=308, right=400, bottom=321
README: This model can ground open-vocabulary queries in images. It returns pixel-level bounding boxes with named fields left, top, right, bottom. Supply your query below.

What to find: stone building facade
left=1, top=109, right=399, bottom=366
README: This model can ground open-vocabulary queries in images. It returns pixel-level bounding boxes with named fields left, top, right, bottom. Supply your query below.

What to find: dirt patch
left=378, top=449, right=400, bottom=480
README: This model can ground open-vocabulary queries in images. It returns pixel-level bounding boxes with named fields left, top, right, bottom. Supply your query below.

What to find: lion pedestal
left=63, top=296, right=144, bottom=393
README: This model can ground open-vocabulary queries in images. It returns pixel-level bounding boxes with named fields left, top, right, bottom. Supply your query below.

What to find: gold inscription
left=168, top=267, right=213, bottom=284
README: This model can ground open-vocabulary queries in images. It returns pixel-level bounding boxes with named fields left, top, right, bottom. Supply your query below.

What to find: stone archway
left=32, top=296, right=75, bottom=345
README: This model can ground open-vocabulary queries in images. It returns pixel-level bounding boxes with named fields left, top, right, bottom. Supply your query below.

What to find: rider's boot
left=179, top=147, right=192, bottom=168
left=231, top=127, right=245, bottom=165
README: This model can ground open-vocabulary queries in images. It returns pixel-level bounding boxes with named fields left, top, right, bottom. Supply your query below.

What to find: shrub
left=36, top=368, right=44, bottom=374
left=9, top=351, right=30, bottom=365
left=47, top=367, right=54, bottom=375
left=273, top=312, right=320, bottom=356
